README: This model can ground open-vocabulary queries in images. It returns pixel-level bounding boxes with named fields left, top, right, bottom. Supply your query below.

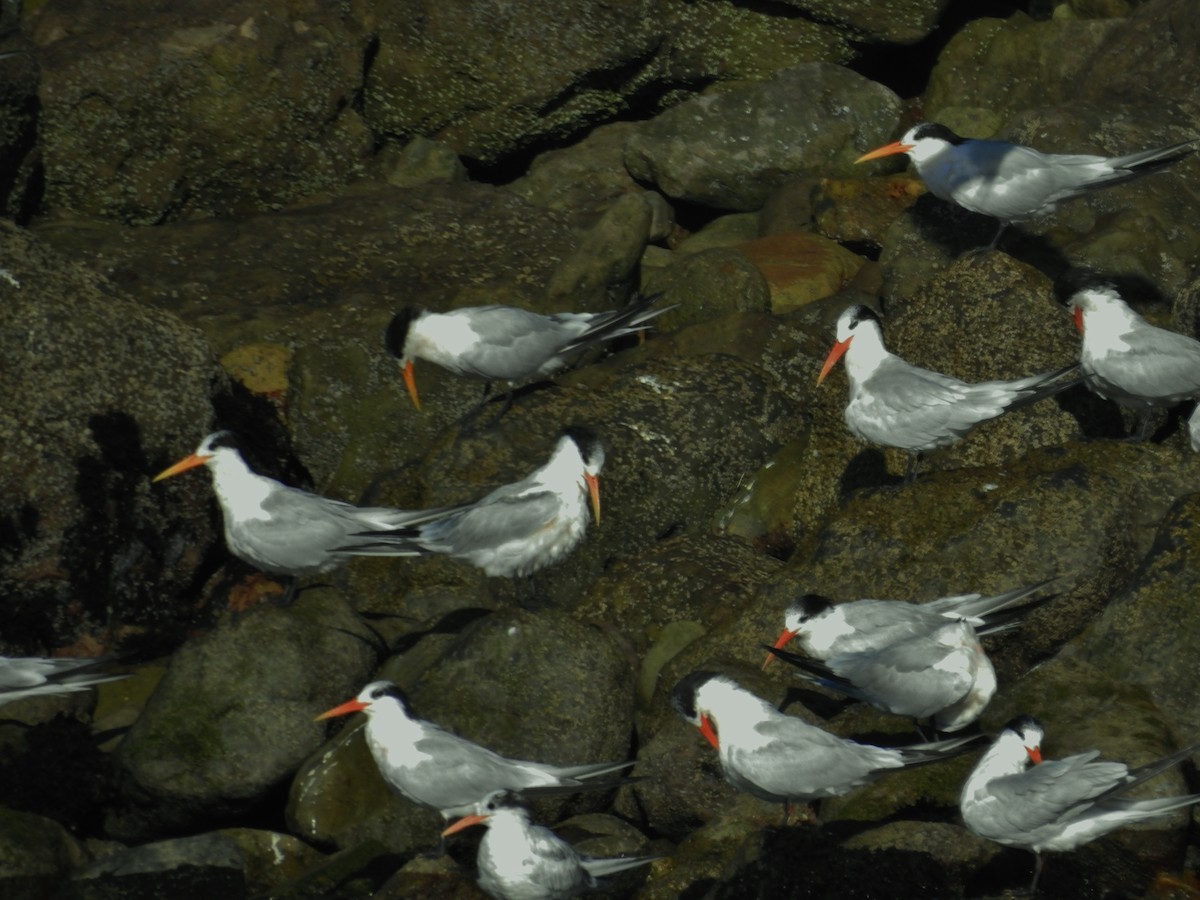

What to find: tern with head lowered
left=338, top=427, right=603, bottom=580
left=818, top=305, right=1079, bottom=480
left=442, top=790, right=657, bottom=899
left=961, top=715, right=1200, bottom=895
left=671, top=672, right=980, bottom=819
left=153, top=431, right=454, bottom=587
left=857, top=122, right=1195, bottom=249
left=1059, top=270, right=1200, bottom=447
left=316, top=681, right=634, bottom=836
left=386, top=293, right=669, bottom=414
left=763, top=582, right=1054, bottom=733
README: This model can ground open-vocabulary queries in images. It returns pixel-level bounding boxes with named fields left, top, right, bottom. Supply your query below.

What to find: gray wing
left=456, top=307, right=591, bottom=380
left=968, top=752, right=1126, bottom=837
left=934, top=142, right=1108, bottom=220
left=523, top=825, right=590, bottom=893
left=1088, top=325, right=1200, bottom=404
left=419, top=487, right=561, bottom=557
left=851, top=359, right=1009, bottom=450
left=833, top=601, right=949, bottom=653
left=827, top=626, right=975, bottom=719
left=729, top=715, right=899, bottom=800
left=394, top=731, right=561, bottom=810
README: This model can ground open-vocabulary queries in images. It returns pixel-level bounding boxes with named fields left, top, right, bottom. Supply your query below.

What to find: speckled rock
left=29, top=0, right=373, bottom=223
left=737, top=231, right=865, bottom=313
left=776, top=0, right=952, bottom=44
left=544, top=192, right=654, bottom=305
left=624, top=63, right=902, bottom=211
left=0, top=44, right=40, bottom=222
left=287, top=608, right=636, bottom=855
left=110, top=588, right=378, bottom=841
left=658, top=0, right=854, bottom=85
left=360, top=0, right=660, bottom=165
left=644, top=248, right=774, bottom=333
left=0, top=222, right=226, bottom=651
left=1070, top=492, right=1200, bottom=738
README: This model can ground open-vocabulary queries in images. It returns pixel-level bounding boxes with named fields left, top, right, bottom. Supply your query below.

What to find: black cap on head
left=847, top=305, right=881, bottom=329
left=671, top=670, right=720, bottom=721
left=1004, top=714, right=1043, bottom=740
left=368, top=681, right=413, bottom=711
left=911, top=122, right=966, bottom=144
left=1053, top=268, right=1116, bottom=306
left=384, top=307, right=422, bottom=359
left=562, top=425, right=603, bottom=464
left=793, top=593, right=834, bottom=620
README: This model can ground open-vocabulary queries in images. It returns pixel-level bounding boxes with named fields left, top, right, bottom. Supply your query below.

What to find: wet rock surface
left=6, top=0, right=1200, bottom=897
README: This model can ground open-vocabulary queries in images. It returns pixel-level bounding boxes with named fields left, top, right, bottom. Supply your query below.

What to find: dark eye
left=370, top=687, right=386, bottom=700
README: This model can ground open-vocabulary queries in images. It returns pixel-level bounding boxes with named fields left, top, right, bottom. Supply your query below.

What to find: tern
left=857, top=122, right=1195, bottom=249
left=1060, top=271, right=1200, bottom=447
left=671, top=672, right=981, bottom=815
left=818, top=304, right=1079, bottom=479
left=960, top=715, right=1200, bottom=895
left=762, top=583, right=1054, bottom=732
left=153, top=431, right=452, bottom=579
left=338, top=427, right=604, bottom=579
left=316, top=681, right=635, bottom=827
left=442, top=791, right=657, bottom=900
left=0, top=655, right=127, bottom=705
left=385, top=293, right=669, bottom=412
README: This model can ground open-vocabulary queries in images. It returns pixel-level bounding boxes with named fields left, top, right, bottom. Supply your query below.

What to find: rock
left=659, top=0, right=854, bottom=85
left=624, top=63, right=902, bottom=211
left=109, top=588, right=378, bottom=841
left=674, top=213, right=762, bottom=257
left=810, top=175, right=925, bottom=248
left=0, top=807, right=87, bottom=900
left=0, top=222, right=225, bottom=650
left=645, top=248, right=773, bottom=332
left=29, top=1, right=373, bottom=223
left=218, top=829, right=326, bottom=897
left=287, top=608, right=635, bottom=855
left=0, top=44, right=40, bottom=221
left=577, top=533, right=781, bottom=659
left=360, top=0, right=660, bottom=164
left=63, top=833, right=245, bottom=900
left=544, top=192, right=653, bottom=306
left=777, top=0, right=952, bottom=44
left=1070, top=492, right=1200, bottom=738
left=377, top=137, right=468, bottom=189
left=737, top=231, right=865, bottom=313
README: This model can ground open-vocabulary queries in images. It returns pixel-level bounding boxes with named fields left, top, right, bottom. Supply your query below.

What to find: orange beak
left=698, top=713, right=719, bottom=750
left=442, top=813, right=488, bottom=836
left=402, top=359, right=421, bottom=411
left=817, top=338, right=852, bottom=385
left=314, top=698, right=367, bottom=722
left=152, top=453, right=211, bottom=483
left=1073, top=306, right=1084, bottom=335
left=762, top=629, right=797, bottom=670
left=584, top=473, right=601, bottom=526
left=855, top=140, right=915, bottom=164
left=1025, top=746, right=1043, bottom=765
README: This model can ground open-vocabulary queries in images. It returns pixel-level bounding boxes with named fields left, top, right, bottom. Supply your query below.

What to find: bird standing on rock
left=385, top=293, right=670, bottom=414
left=317, top=681, right=635, bottom=830
left=152, top=431, right=453, bottom=581
left=763, top=582, right=1054, bottom=733
left=818, top=304, right=1080, bottom=480
left=960, top=715, right=1200, bottom=895
left=1059, top=270, right=1200, bottom=448
left=442, top=790, right=657, bottom=900
left=338, top=426, right=604, bottom=580
left=857, top=122, right=1196, bottom=250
